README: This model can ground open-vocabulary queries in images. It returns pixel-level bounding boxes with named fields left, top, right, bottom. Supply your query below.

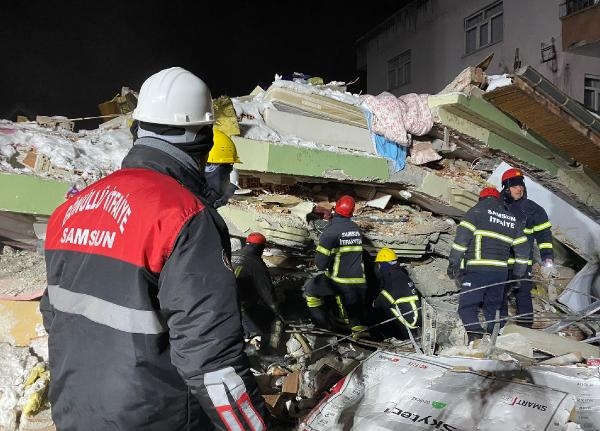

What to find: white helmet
left=133, top=67, right=214, bottom=126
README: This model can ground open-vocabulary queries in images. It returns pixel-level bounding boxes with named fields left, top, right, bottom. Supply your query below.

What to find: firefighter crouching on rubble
left=304, top=195, right=369, bottom=337
left=204, top=128, right=242, bottom=208
left=40, top=67, right=268, bottom=431
left=447, top=187, right=530, bottom=343
left=232, top=232, right=283, bottom=348
left=500, top=167, right=555, bottom=328
left=370, top=247, right=421, bottom=341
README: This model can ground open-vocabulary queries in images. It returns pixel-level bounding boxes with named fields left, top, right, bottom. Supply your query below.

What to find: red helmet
left=335, top=195, right=355, bottom=218
left=246, top=232, right=266, bottom=246
left=501, top=168, right=524, bottom=187
left=479, top=187, right=500, bottom=199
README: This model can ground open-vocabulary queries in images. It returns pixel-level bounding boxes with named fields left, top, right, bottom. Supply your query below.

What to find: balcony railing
left=560, top=0, right=600, bottom=18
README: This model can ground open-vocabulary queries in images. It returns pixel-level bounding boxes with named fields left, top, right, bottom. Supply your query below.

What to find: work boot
left=466, top=332, right=482, bottom=345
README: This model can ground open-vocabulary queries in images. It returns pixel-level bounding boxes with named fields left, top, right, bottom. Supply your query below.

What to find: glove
left=540, top=260, right=558, bottom=280
left=246, top=335, right=261, bottom=350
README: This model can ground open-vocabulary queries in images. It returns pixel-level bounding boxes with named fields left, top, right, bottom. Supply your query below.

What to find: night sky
left=1, top=1, right=402, bottom=126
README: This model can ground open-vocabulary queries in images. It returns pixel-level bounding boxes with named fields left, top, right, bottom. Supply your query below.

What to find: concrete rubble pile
left=0, top=64, right=599, bottom=430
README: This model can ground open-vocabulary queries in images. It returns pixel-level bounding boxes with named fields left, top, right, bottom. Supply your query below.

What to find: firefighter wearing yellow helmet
left=204, top=129, right=242, bottom=207
left=370, top=247, right=422, bottom=341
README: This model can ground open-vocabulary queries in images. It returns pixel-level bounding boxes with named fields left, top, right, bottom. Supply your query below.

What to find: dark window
left=465, top=2, right=503, bottom=54
left=584, top=75, right=600, bottom=112
left=388, top=49, right=411, bottom=90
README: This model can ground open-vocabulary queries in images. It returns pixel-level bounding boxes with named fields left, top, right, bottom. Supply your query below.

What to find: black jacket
left=40, top=137, right=267, bottom=431
left=448, top=197, right=530, bottom=277
left=373, top=265, right=421, bottom=329
left=232, top=244, right=278, bottom=313
left=315, top=214, right=366, bottom=288
left=503, top=188, right=554, bottom=264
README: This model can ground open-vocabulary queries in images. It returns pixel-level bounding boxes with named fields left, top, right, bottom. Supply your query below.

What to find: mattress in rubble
left=263, top=86, right=367, bottom=129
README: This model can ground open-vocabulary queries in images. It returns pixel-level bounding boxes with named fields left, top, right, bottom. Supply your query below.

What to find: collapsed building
left=0, top=65, right=599, bottom=430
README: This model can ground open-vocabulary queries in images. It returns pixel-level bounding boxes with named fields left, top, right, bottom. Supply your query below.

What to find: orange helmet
left=479, top=187, right=500, bottom=200
left=335, top=195, right=355, bottom=218
left=501, top=168, right=525, bottom=187
left=246, top=232, right=266, bottom=246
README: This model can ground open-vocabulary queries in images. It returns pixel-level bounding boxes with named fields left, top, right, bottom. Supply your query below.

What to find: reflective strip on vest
left=325, top=272, right=367, bottom=284
left=326, top=244, right=365, bottom=284
left=508, top=258, right=533, bottom=265
left=512, top=235, right=528, bottom=245
left=474, top=229, right=514, bottom=244
left=466, top=259, right=507, bottom=267
left=316, top=245, right=331, bottom=256
left=451, top=243, right=468, bottom=252
left=331, top=245, right=364, bottom=253
left=538, top=242, right=553, bottom=249
left=234, top=266, right=243, bottom=278
left=335, top=295, right=349, bottom=324
left=523, top=227, right=534, bottom=234
left=459, top=220, right=476, bottom=232
left=305, top=296, right=324, bottom=308
left=381, top=290, right=419, bottom=329
left=514, top=258, right=530, bottom=264
left=533, top=221, right=552, bottom=232
left=47, top=284, right=167, bottom=334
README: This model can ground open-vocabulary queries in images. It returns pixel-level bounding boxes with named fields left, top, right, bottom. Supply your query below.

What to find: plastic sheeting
left=301, top=351, right=576, bottom=431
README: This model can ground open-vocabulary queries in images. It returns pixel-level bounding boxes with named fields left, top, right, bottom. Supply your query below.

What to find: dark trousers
left=501, top=269, right=534, bottom=328
left=458, top=270, right=508, bottom=334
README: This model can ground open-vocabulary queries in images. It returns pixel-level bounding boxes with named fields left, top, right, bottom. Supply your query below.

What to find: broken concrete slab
left=0, top=173, right=68, bottom=215
left=502, top=323, right=600, bottom=359
left=232, top=136, right=389, bottom=182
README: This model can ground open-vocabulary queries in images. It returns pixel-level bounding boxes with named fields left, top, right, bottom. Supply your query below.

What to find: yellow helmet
left=207, top=129, right=242, bottom=164
left=375, top=247, right=397, bottom=263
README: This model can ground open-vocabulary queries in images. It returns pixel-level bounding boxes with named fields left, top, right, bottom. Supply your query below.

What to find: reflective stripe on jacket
left=506, top=196, right=554, bottom=263
left=373, top=265, right=421, bottom=329
left=448, top=197, right=530, bottom=276
left=315, top=214, right=366, bottom=286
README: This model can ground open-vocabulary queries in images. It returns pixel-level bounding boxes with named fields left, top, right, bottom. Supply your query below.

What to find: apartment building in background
left=357, top=0, right=600, bottom=112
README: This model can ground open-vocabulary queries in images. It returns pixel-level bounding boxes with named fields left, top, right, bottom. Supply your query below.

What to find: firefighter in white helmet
left=41, top=67, right=268, bottom=431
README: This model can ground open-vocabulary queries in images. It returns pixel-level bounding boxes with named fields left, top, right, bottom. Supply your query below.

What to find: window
left=388, top=49, right=411, bottom=90
left=584, top=75, right=600, bottom=112
left=465, top=2, right=503, bottom=54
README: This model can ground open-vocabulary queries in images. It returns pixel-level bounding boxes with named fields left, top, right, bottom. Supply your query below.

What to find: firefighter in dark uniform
left=232, top=232, right=282, bottom=341
left=304, top=195, right=368, bottom=337
left=448, top=187, right=530, bottom=342
left=371, top=247, right=421, bottom=341
left=500, top=168, right=555, bottom=328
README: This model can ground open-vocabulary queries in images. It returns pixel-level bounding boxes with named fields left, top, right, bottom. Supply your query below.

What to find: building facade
left=356, top=0, right=600, bottom=111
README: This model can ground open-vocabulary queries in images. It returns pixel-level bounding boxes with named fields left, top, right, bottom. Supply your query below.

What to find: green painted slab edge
left=232, top=137, right=389, bottom=181
left=0, top=173, right=69, bottom=215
